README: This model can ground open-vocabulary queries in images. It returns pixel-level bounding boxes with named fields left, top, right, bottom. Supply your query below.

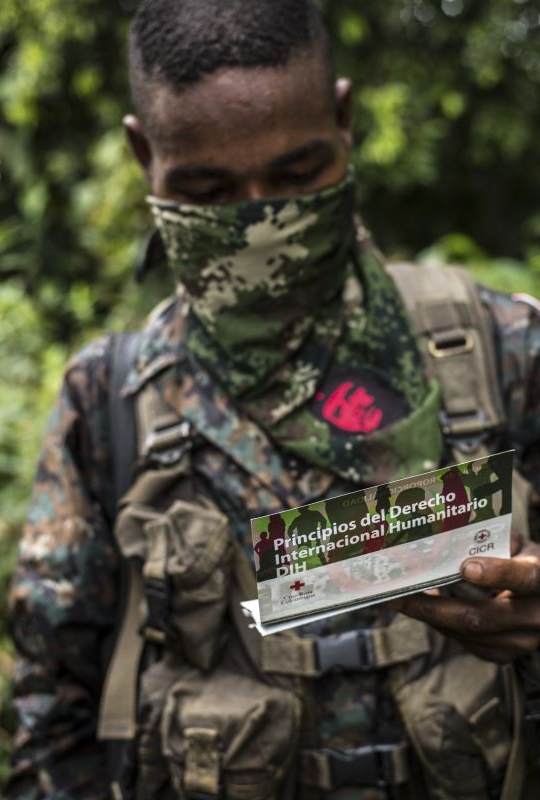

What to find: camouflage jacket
left=5, top=277, right=540, bottom=800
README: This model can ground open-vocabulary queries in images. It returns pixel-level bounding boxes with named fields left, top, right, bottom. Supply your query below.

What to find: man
left=5, top=1, right=540, bottom=798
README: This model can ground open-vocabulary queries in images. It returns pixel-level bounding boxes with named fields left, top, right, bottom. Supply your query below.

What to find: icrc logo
left=469, top=529, right=495, bottom=556
left=474, top=529, right=491, bottom=544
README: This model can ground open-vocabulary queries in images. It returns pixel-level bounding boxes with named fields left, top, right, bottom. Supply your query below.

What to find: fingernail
left=462, top=560, right=483, bottom=581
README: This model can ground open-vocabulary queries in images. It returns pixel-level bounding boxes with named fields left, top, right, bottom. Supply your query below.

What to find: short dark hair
left=129, top=0, right=334, bottom=129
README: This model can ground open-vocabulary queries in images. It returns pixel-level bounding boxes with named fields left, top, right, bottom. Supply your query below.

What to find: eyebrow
left=164, top=139, right=333, bottom=189
left=165, top=165, right=230, bottom=187
left=268, top=139, right=333, bottom=169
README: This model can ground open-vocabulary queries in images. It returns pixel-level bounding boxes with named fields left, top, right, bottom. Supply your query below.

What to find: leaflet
left=242, top=451, right=514, bottom=636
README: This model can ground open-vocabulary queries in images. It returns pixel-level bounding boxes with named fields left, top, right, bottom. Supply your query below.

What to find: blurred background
left=1, top=0, right=540, bottom=776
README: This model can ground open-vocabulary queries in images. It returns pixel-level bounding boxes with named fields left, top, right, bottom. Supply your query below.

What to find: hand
left=392, top=539, right=540, bottom=664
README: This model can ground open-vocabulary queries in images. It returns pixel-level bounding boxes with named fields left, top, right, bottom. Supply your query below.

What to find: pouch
left=115, top=496, right=234, bottom=670
left=160, top=664, right=301, bottom=800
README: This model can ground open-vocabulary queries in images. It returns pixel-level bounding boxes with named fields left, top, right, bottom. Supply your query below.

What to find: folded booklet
left=242, top=450, right=514, bottom=636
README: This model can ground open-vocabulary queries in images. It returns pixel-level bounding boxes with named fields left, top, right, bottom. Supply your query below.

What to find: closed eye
left=279, top=164, right=327, bottom=186
left=178, top=187, right=229, bottom=204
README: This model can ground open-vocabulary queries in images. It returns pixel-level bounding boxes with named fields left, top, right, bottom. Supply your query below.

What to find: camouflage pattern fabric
left=150, top=177, right=443, bottom=484
left=5, top=263, right=540, bottom=798
left=479, top=287, right=540, bottom=495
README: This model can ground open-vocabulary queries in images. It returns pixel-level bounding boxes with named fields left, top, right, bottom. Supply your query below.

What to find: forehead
left=146, top=54, right=336, bottom=164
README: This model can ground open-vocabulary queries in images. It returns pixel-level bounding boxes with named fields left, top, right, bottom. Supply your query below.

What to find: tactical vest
left=98, top=264, right=537, bottom=800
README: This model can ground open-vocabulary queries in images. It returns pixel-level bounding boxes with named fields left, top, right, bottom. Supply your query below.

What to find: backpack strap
left=108, top=332, right=142, bottom=517
left=135, top=382, right=192, bottom=469
left=100, top=332, right=143, bottom=792
left=386, top=262, right=505, bottom=460
left=99, top=333, right=142, bottom=744
left=99, top=362, right=193, bottom=744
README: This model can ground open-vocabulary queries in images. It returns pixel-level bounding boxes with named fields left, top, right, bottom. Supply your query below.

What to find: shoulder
left=480, top=285, right=540, bottom=338
left=479, top=286, right=540, bottom=457
left=63, top=334, right=114, bottom=405
left=62, top=294, right=181, bottom=406
left=479, top=286, right=540, bottom=389
left=55, top=330, right=129, bottom=444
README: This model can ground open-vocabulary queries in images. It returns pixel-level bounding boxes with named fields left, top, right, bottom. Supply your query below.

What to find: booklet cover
left=242, top=451, right=513, bottom=636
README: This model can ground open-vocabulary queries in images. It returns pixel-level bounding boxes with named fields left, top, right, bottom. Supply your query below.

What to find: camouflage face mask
left=148, top=172, right=357, bottom=393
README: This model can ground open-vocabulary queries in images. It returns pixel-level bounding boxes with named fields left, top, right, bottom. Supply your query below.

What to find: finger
left=432, top=627, right=540, bottom=663
left=510, top=527, right=522, bottom=556
left=440, top=619, right=540, bottom=647
left=460, top=555, right=540, bottom=596
left=398, top=592, right=540, bottom=636
left=454, top=638, right=538, bottom=664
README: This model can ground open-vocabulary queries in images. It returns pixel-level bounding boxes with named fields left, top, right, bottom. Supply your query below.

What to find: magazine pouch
left=115, top=494, right=234, bottom=671
left=135, top=654, right=301, bottom=800
left=389, top=632, right=521, bottom=800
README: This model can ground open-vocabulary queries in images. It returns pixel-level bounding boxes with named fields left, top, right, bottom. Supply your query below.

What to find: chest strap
left=231, top=534, right=431, bottom=678
left=261, top=614, right=430, bottom=678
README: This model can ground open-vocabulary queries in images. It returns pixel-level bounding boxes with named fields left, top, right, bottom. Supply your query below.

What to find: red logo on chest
left=318, top=382, right=383, bottom=433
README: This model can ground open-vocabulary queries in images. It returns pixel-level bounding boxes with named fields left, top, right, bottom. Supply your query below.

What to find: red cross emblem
left=290, top=581, right=306, bottom=592
left=474, top=530, right=490, bottom=544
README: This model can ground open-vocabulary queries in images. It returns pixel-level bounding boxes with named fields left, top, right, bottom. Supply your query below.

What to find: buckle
left=323, top=743, right=409, bottom=789
left=438, top=408, right=493, bottom=453
left=439, top=408, right=487, bottom=435
left=427, top=329, right=474, bottom=358
left=142, top=420, right=192, bottom=467
left=316, top=630, right=376, bottom=675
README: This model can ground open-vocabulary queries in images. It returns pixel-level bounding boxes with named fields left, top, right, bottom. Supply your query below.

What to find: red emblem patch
left=319, top=382, right=383, bottom=433
left=312, top=368, right=409, bottom=434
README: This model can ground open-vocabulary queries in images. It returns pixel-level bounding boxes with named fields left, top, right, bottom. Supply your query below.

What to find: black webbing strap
left=108, top=332, right=142, bottom=517
left=104, top=332, right=142, bottom=798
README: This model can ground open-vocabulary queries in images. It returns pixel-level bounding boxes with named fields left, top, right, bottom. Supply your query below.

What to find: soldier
left=5, top=1, right=540, bottom=799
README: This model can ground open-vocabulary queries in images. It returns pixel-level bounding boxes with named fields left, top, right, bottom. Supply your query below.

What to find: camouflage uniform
left=5, top=218, right=540, bottom=799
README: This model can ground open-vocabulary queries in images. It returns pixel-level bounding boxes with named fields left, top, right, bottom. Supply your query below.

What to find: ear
left=123, top=114, right=153, bottom=179
left=334, top=78, right=353, bottom=151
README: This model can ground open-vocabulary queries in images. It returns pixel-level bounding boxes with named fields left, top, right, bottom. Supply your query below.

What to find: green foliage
left=418, top=233, right=540, bottom=296
left=0, top=0, right=151, bottom=343
left=320, top=0, right=540, bottom=260
left=2, top=0, right=540, bottom=778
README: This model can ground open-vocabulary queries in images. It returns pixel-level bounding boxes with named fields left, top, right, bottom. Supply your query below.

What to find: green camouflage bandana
left=148, top=172, right=356, bottom=394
